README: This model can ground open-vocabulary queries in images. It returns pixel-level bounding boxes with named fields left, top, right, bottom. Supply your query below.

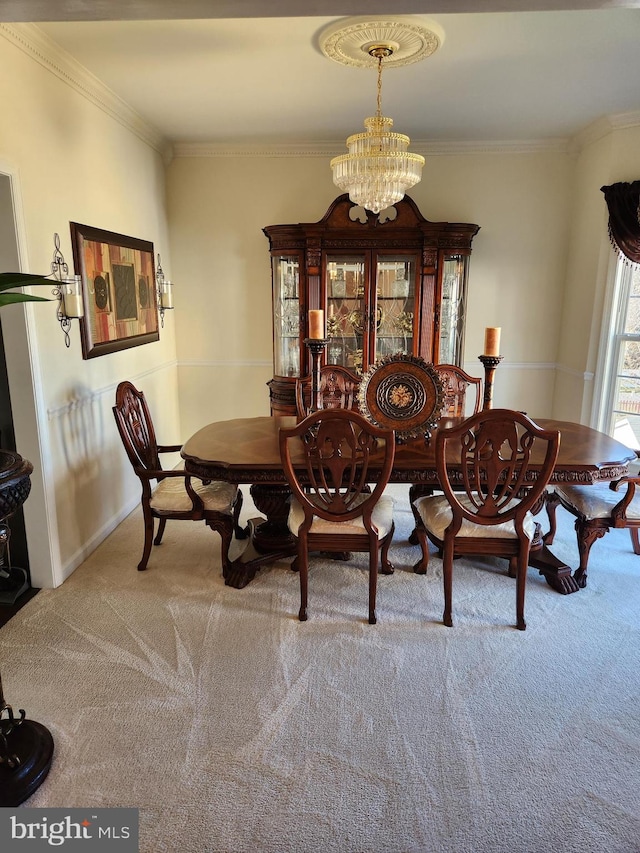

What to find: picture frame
left=70, top=222, right=159, bottom=359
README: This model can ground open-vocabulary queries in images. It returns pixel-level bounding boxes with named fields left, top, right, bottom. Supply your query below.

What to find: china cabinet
left=264, top=194, right=479, bottom=415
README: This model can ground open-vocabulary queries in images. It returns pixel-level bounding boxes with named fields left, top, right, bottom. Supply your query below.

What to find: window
left=598, top=258, right=640, bottom=450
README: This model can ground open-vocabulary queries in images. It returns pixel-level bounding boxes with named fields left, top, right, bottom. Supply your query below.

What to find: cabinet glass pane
left=375, top=257, right=416, bottom=361
left=272, top=256, right=300, bottom=377
left=439, top=255, right=467, bottom=365
left=326, top=256, right=366, bottom=374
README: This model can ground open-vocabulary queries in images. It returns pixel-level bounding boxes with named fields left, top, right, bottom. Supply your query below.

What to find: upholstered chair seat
left=545, top=476, right=640, bottom=588
left=288, top=493, right=395, bottom=538
left=414, top=494, right=538, bottom=541
left=552, top=481, right=640, bottom=519
left=150, top=476, right=238, bottom=514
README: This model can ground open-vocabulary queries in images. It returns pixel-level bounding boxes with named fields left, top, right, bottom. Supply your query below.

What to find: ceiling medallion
left=319, top=17, right=444, bottom=69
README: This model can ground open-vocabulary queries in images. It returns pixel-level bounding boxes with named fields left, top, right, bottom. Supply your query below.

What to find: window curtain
left=601, top=181, right=640, bottom=265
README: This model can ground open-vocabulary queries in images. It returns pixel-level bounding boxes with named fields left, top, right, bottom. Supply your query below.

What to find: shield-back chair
left=279, top=408, right=395, bottom=624
left=412, top=408, right=560, bottom=630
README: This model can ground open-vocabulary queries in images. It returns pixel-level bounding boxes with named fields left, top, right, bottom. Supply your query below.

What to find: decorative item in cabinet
left=264, top=194, right=479, bottom=415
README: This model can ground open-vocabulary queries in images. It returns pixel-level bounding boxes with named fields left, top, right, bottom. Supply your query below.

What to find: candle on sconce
left=62, top=277, right=84, bottom=318
left=160, top=283, right=174, bottom=309
left=63, top=293, right=84, bottom=319
left=484, top=327, right=501, bottom=357
left=308, top=309, right=325, bottom=339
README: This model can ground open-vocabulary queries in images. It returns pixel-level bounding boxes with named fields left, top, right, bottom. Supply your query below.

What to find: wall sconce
left=50, top=233, right=83, bottom=348
left=155, top=254, right=174, bottom=328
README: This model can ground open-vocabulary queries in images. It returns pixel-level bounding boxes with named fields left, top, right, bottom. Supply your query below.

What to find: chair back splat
left=113, top=381, right=244, bottom=576
left=434, top=363, right=482, bottom=419
left=408, top=363, right=483, bottom=543
left=412, top=408, right=560, bottom=630
left=295, top=364, right=361, bottom=418
left=279, top=408, right=396, bottom=624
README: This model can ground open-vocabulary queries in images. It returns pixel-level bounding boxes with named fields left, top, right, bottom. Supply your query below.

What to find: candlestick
left=304, top=337, right=329, bottom=413
left=308, top=309, right=324, bottom=339
left=478, top=354, right=503, bottom=410
left=483, top=327, right=501, bottom=357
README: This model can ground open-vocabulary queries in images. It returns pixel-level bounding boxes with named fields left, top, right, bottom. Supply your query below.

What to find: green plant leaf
left=0, top=272, right=55, bottom=305
left=0, top=293, right=51, bottom=306
left=0, top=272, right=54, bottom=293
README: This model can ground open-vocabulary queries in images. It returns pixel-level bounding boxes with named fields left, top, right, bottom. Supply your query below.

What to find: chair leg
left=516, top=550, right=528, bottom=631
left=412, top=521, right=431, bottom=575
left=369, top=549, right=378, bottom=625
left=138, top=506, right=155, bottom=571
left=543, top=490, right=561, bottom=545
left=442, top=542, right=453, bottom=627
left=298, top=543, right=308, bottom=622
left=153, top=517, right=167, bottom=546
left=573, top=520, right=608, bottom=589
left=630, top=527, right=640, bottom=556
left=379, top=522, right=395, bottom=575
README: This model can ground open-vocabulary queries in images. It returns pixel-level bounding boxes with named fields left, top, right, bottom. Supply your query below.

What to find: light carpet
left=1, top=484, right=639, bottom=853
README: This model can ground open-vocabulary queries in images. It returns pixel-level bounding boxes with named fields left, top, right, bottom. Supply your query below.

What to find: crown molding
left=569, top=109, right=640, bottom=154
left=0, top=23, right=171, bottom=160
left=173, top=137, right=570, bottom=159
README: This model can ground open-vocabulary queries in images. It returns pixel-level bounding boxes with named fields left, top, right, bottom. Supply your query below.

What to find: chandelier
left=321, top=17, right=443, bottom=215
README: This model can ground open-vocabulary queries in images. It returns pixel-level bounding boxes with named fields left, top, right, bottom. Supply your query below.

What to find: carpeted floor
left=1, top=484, right=639, bottom=853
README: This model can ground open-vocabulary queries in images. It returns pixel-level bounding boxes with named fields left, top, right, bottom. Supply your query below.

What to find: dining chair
left=279, top=408, right=396, bottom=624
left=408, top=362, right=483, bottom=543
left=434, top=363, right=483, bottom=419
left=411, top=408, right=560, bottom=630
left=544, top=473, right=640, bottom=588
left=294, top=364, right=361, bottom=418
left=113, top=381, right=245, bottom=577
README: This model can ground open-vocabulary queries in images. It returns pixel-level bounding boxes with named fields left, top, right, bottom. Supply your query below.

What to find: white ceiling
left=8, top=2, right=640, bottom=146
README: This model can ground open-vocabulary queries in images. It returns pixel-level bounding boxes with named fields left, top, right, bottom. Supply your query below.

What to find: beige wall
left=167, top=147, right=573, bottom=436
left=0, top=29, right=178, bottom=587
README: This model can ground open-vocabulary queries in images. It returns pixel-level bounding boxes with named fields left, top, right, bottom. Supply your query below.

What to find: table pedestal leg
left=526, top=520, right=580, bottom=594
left=223, top=484, right=297, bottom=590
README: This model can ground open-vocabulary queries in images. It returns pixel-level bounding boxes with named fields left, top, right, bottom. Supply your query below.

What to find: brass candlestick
left=304, top=338, right=329, bottom=412
left=478, top=354, right=503, bottom=410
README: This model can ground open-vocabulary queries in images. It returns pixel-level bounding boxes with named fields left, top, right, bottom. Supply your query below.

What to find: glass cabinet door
left=438, top=254, right=469, bottom=365
left=272, top=255, right=300, bottom=377
left=374, top=255, right=417, bottom=362
left=326, top=255, right=367, bottom=374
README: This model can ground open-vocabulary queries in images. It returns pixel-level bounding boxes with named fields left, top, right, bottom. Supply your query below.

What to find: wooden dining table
left=182, top=415, right=636, bottom=593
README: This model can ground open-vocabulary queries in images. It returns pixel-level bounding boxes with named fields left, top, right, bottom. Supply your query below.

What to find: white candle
left=160, top=283, right=174, bottom=309
left=309, top=309, right=324, bottom=339
left=63, top=291, right=84, bottom=318
left=484, top=327, right=501, bottom=356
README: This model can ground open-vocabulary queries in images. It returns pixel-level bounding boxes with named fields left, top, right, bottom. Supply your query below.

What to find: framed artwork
left=70, top=222, right=159, bottom=359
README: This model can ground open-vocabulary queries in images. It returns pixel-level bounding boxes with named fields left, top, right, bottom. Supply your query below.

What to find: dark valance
left=601, top=181, right=640, bottom=265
